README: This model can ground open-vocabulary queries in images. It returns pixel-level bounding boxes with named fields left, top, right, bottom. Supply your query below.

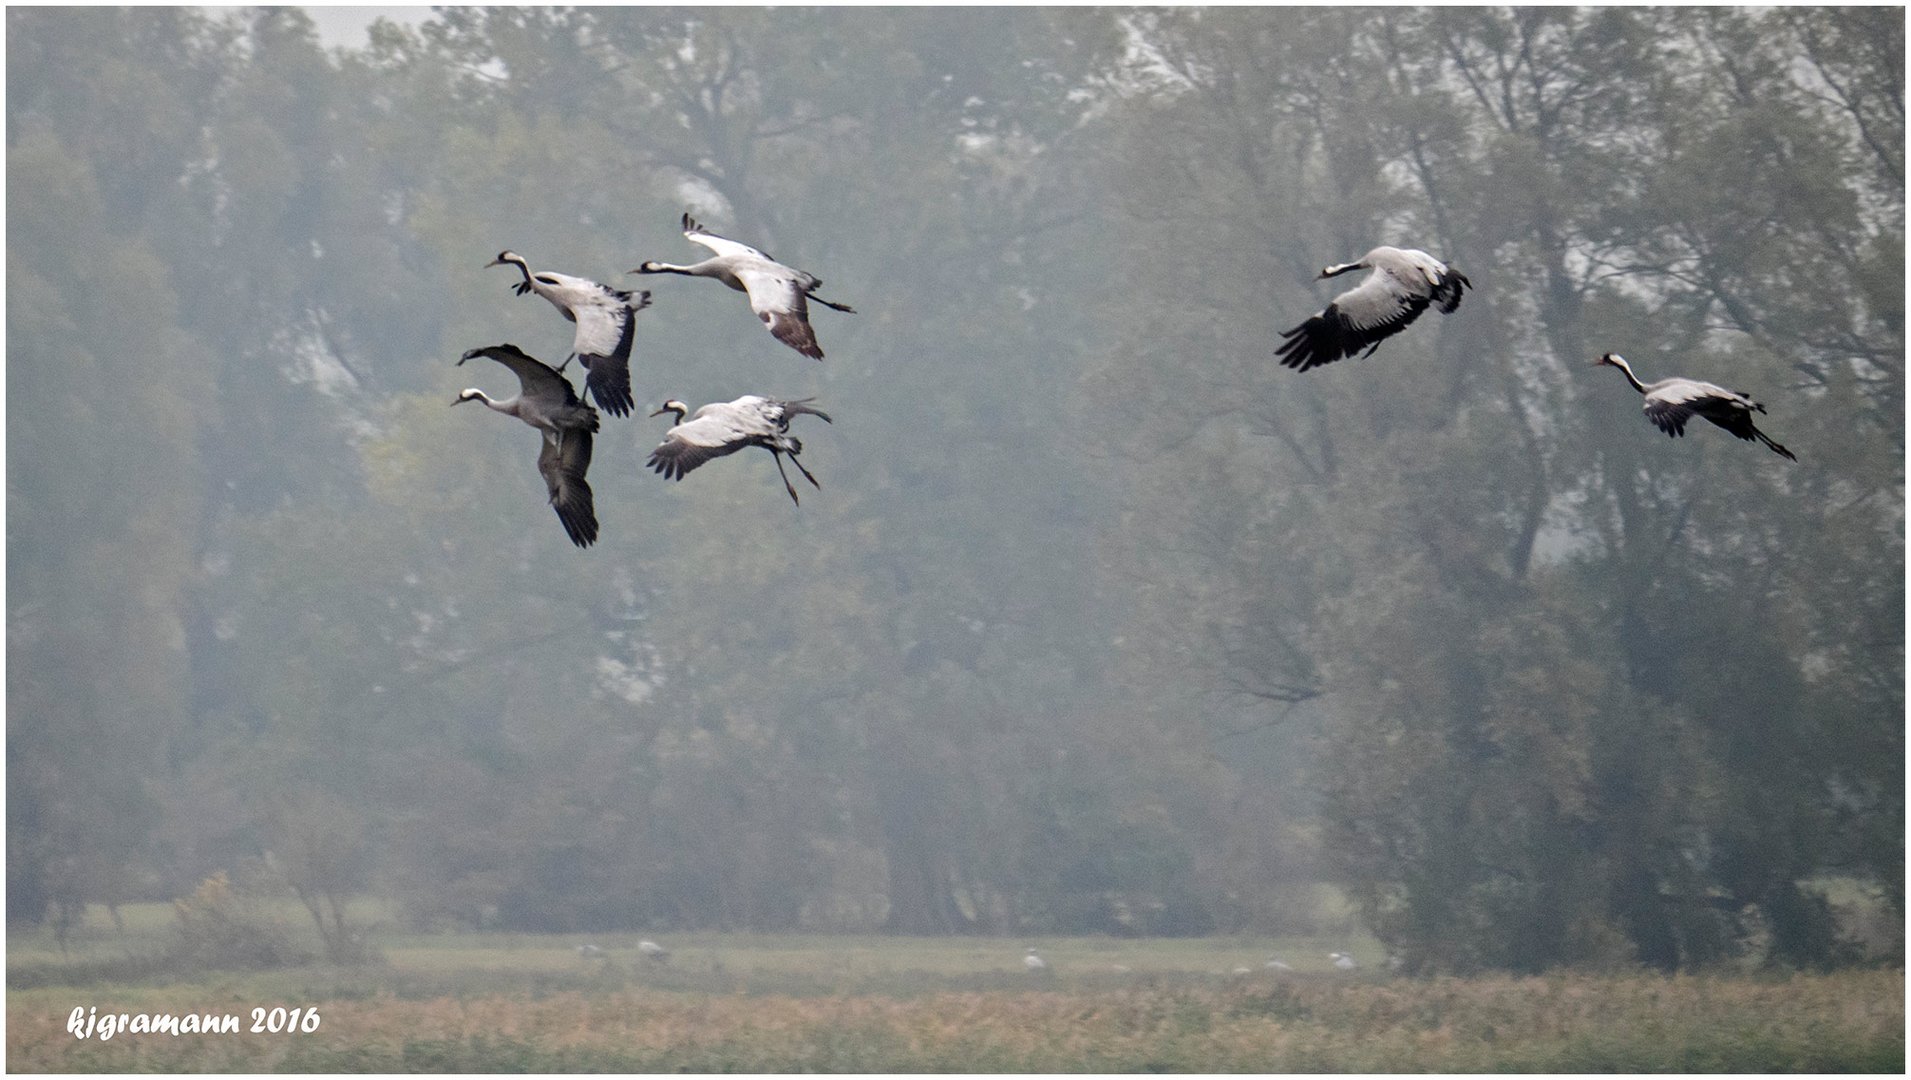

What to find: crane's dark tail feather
left=1433, top=268, right=1471, bottom=314
left=781, top=399, right=833, bottom=424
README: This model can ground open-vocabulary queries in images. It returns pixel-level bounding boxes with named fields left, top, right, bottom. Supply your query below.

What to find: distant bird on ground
left=453, top=344, right=600, bottom=548
left=646, top=395, right=833, bottom=505
left=637, top=939, right=670, bottom=964
left=1264, top=957, right=1293, bottom=972
left=486, top=250, right=651, bottom=417
left=1024, top=947, right=1048, bottom=972
left=1594, top=352, right=1796, bottom=460
left=631, top=212, right=854, bottom=359
left=1330, top=951, right=1358, bottom=971
left=1276, top=246, right=1470, bottom=371
left=575, top=943, right=605, bottom=959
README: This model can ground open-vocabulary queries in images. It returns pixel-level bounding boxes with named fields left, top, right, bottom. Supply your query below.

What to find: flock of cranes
left=456, top=213, right=853, bottom=547
left=1279, top=245, right=1797, bottom=460
left=453, top=221, right=1794, bottom=553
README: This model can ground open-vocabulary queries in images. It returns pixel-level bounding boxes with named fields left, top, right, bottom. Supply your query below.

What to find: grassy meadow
left=7, top=902, right=1903, bottom=1072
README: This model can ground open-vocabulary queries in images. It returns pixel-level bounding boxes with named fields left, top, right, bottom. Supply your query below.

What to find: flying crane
left=452, top=344, right=601, bottom=548
left=1276, top=246, right=1471, bottom=371
left=486, top=251, right=650, bottom=418
left=1594, top=352, right=1796, bottom=460
left=646, top=395, right=833, bottom=505
left=631, top=213, right=855, bottom=360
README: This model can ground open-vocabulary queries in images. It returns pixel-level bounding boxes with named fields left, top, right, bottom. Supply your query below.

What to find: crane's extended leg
left=771, top=452, right=802, bottom=505
left=1754, top=425, right=1797, bottom=461
left=788, top=452, right=822, bottom=490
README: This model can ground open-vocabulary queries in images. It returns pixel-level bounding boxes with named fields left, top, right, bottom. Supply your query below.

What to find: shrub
left=169, top=871, right=311, bottom=971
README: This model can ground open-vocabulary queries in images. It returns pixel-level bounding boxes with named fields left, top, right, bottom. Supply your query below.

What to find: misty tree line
left=7, top=7, right=1900, bottom=972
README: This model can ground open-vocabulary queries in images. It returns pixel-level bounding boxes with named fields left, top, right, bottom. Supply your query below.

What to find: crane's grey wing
left=1642, top=380, right=1733, bottom=437
left=1389, top=249, right=1471, bottom=313
left=1685, top=392, right=1769, bottom=443
left=1275, top=270, right=1432, bottom=371
left=462, top=344, right=580, bottom=405
left=1642, top=397, right=1695, bottom=437
left=736, top=267, right=825, bottom=359
left=1645, top=383, right=1795, bottom=459
left=681, top=213, right=773, bottom=262
left=646, top=413, right=754, bottom=481
left=537, top=428, right=598, bottom=548
left=573, top=291, right=648, bottom=418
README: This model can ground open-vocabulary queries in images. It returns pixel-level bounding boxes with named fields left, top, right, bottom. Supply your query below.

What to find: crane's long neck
left=637, top=261, right=702, bottom=277
left=1607, top=356, right=1649, bottom=394
left=500, top=253, right=533, bottom=285
left=1321, top=260, right=1369, bottom=279
left=465, top=389, right=520, bottom=416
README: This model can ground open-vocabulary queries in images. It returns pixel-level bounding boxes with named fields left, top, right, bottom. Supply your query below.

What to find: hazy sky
left=297, top=4, right=433, bottom=50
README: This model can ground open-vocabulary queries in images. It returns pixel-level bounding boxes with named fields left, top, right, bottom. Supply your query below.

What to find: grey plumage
left=1594, top=352, right=1796, bottom=461
left=631, top=213, right=854, bottom=359
left=646, top=395, right=833, bottom=505
left=1277, top=246, right=1471, bottom=370
left=486, top=251, right=650, bottom=417
left=453, top=344, right=601, bottom=547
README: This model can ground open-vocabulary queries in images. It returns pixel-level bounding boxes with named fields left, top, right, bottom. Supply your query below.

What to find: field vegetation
left=8, top=903, right=1901, bottom=1073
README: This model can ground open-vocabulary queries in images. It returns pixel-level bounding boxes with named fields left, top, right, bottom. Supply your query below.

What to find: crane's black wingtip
left=557, top=513, right=598, bottom=548
left=460, top=343, right=528, bottom=365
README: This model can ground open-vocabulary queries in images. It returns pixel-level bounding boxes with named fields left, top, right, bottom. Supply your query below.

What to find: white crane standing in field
left=1330, top=951, right=1358, bottom=971
left=638, top=939, right=670, bottom=964
left=1024, top=947, right=1048, bottom=973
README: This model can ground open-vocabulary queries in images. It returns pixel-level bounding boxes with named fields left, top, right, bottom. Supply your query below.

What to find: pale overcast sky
left=298, top=4, right=435, bottom=50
